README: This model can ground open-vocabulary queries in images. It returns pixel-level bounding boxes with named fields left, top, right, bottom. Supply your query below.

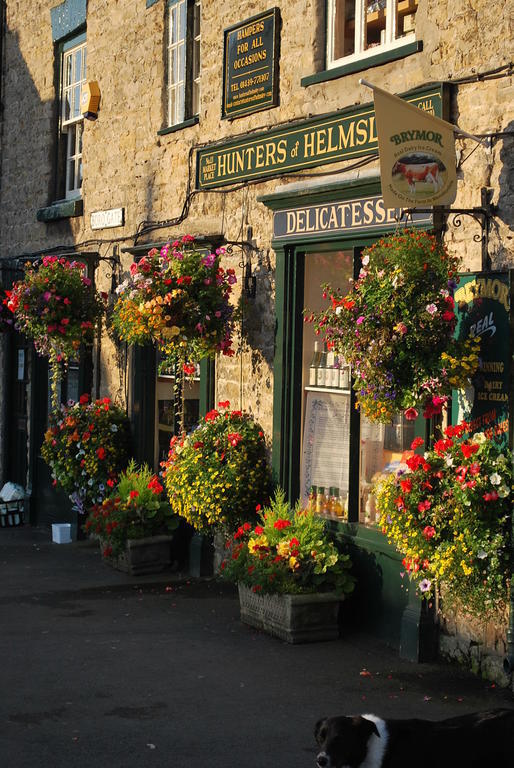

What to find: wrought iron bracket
left=401, top=187, right=497, bottom=272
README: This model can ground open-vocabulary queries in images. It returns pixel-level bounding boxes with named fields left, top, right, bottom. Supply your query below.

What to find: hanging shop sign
left=197, top=84, right=447, bottom=189
left=452, top=271, right=511, bottom=446
left=271, top=194, right=432, bottom=241
left=222, top=8, right=280, bottom=120
left=369, top=82, right=457, bottom=208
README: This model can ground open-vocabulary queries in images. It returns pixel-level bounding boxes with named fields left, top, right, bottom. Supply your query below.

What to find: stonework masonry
left=0, top=0, right=512, bottom=677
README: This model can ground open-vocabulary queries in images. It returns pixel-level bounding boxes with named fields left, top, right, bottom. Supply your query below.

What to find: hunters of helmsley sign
left=197, top=84, right=447, bottom=189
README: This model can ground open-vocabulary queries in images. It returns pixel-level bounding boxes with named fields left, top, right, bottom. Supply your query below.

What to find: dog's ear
left=352, top=716, right=380, bottom=739
left=314, top=718, right=328, bottom=745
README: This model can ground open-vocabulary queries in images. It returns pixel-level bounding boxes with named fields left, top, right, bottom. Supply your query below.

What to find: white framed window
left=61, top=40, right=86, bottom=199
left=326, top=0, right=417, bottom=69
left=166, top=0, right=200, bottom=127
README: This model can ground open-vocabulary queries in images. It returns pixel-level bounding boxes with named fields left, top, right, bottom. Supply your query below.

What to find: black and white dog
left=315, top=709, right=514, bottom=768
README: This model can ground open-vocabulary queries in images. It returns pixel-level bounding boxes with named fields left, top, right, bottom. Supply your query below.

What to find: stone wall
left=1, top=1, right=512, bottom=439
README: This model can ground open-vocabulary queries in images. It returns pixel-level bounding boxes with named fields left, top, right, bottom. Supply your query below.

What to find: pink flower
left=425, top=303, right=438, bottom=315
left=356, top=316, right=365, bottom=325
left=405, top=408, right=419, bottom=421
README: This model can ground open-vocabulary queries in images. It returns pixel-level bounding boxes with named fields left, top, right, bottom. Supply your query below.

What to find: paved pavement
left=1, top=525, right=513, bottom=768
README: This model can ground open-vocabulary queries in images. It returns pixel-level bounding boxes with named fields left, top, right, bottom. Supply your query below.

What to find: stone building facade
left=0, top=1, right=513, bottom=678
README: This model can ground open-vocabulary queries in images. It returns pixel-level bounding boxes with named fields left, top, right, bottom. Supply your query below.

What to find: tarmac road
left=1, top=526, right=513, bottom=768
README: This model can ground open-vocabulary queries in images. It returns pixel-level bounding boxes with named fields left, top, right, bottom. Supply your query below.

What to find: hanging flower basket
left=112, top=235, right=236, bottom=368
left=306, top=230, right=480, bottom=423
left=5, top=256, right=104, bottom=410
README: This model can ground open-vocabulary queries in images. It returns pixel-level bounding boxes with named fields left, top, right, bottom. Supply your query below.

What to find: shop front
left=260, top=172, right=438, bottom=659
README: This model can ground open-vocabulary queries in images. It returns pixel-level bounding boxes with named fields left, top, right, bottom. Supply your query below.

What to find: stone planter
left=238, top=584, right=341, bottom=643
left=103, top=534, right=173, bottom=576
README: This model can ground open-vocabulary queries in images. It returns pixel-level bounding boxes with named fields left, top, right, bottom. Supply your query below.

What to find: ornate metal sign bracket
left=401, top=187, right=496, bottom=272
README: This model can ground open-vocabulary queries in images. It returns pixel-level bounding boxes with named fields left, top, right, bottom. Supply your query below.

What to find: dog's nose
left=317, top=752, right=329, bottom=768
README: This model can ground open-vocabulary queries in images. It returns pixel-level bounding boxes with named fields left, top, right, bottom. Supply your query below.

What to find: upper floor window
left=61, top=39, right=87, bottom=199
left=326, top=0, right=417, bottom=68
left=166, top=0, right=200, bottom=127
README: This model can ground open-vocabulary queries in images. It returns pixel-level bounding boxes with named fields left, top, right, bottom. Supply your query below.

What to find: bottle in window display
left=326, top=350, right=339, bottom=389
left=317, top=343, right=328, bottom=388
left=308, top=485, right=317, bottom=513
left=309, top=341, right=321, bottom=386
left=315, top=486, right=326, bottom=515
left=339, top=360, right=350, bottom=390
left=331, top=488, right=343, bottom=518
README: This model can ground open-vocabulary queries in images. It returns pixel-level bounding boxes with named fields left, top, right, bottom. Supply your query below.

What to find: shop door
left=6, top=332, right=30, bottom=489
left=31, top=354, right=90, bottom=535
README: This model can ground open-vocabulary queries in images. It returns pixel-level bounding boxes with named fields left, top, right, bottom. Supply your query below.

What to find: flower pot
left=237, top=584, right=341, bottom=644
left=103, top=534, right=174, bottom=576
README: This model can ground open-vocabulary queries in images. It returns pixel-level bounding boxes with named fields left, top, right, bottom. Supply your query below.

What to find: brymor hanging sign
left=362, top=80, right=457, bottom=208
left=197, top=84, right=447, bottom=189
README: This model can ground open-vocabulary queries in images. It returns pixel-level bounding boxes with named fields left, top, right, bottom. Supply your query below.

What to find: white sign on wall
left=90, top=208, right=124, bottom=230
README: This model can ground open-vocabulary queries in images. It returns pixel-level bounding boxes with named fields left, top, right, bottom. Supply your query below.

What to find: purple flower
left=202, top=253, right=216, bottom=268
left=43, top=291, right=52, bottom=302
left=356, top=316, right=365, bottom=325
left=419, top=579, right=432, bottom=593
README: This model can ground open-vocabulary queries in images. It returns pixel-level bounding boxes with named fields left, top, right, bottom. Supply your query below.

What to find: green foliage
left=162, top=402, right=271, bottom=534
left=220, top=489, right=355, bottom=596
left=375, top=423, right=511, bottom=620
left=85, top=460, right=178, bottom=557
left=41, top=394, right=131, bottom=515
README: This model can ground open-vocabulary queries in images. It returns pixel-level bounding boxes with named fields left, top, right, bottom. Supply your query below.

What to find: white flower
left=361, top=254, right=370, bottom=266
left=110, top=424, right=118, bottom=432
left=426, top=303, right=438, bottom=315
left=445, top=456, right=454, bottom=467
left=474, top=432, right=486, bottom=444
left=477, top=550, right=487, bottom=560
left=335, top=306, right=342, bottom=316
left=489, top=472, right=502, bottom=486
left=498, top=486, right=510, bottom=498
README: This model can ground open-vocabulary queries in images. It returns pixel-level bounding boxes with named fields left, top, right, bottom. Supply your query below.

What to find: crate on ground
left=0, top=499, right=24, bottom=527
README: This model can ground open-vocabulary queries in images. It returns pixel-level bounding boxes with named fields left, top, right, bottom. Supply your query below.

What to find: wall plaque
left=222, top=8, right=280, bottom=120
left=91, top=207, right=124, bottom=230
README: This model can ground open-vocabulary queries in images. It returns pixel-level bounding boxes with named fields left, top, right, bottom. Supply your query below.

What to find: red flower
left=483, top=491, right=499, bottom=502
left=218, top=400, right=230, bottom=408
left=273, top=519, right=291, bottom=530
left=129, top=490, right=139, bottom=500
left=205, top=409, right=219, bottom=422
left=394, top=496, right=405, bottom=510
left=193, top=441, right=204, bottom=450
left=461, top=443, right=479, bottom=459
left=148, top=476, right=164, bottom=495
left=400, top=478, right=412, bottom=493
left=96, top=447, right=106, bottom=460
left=442, top=310, right=455, bottom=322
left=227, top=432, right=242, bottom=447
left=405, top=408, right=419, bottom=421
left=79, top=393, right=89, bottom=405
left=417, top=500, right=431, bottom=512
left=410, top=437, right=424, bottom=450
left=469, top=462, right=481, bottom=476
left=423, top=525, right=435, bottom=540
left=183, top=363, right=196, bottom=376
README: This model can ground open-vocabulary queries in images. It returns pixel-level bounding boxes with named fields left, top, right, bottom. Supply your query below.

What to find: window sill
left=157, top=116, right=199, bottom=136
left=301, top=41, right=422, bottom=87
left=36, top=198, right=83, bottom=223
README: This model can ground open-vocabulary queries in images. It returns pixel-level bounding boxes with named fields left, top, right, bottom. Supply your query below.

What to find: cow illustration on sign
left=391, top=153, right=446, bottom=200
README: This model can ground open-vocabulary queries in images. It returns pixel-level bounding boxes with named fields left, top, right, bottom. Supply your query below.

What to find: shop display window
left=300, top=249, right=417, bottom=527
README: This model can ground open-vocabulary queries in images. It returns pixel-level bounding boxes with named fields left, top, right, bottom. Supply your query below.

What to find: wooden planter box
left=103, top=535, right=173, bottom=576
left=238, top=584, right=341, bottom=644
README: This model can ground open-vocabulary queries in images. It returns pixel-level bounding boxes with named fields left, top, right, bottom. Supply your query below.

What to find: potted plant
left=219, top=489, right=355, bottom=643
left=111, top=236, right=236, bottom=433
left=374, top=423, right=511, bottom=621
left=41, top=394, right=131, bottom=516
left=306, top=230, right=480, bottom=423
left=85, top=460, right=179, bottom=576
left=5, top=256, right=105, bottom=410
left=162, top=401, right=271, bottom=536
